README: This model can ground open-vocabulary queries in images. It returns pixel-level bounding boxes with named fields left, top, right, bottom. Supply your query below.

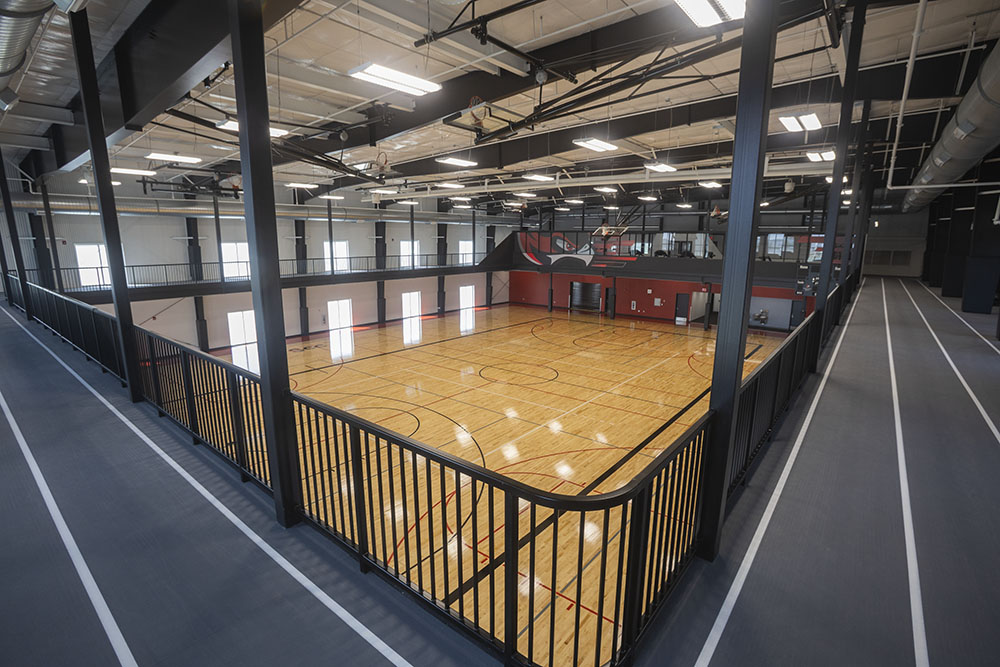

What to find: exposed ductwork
left=902, top=42, right=1000, bottom=211
left=7, top=192, right=524, bottom=225
left=0, top=1, right=55, bottom=108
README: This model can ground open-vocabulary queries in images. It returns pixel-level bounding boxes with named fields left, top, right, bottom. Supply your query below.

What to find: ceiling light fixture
left=799, top=113, right=822, bottom=130
left=699, top=180, right=722, bottom=188
left=144, top=152, right=202, bottom=164
left=78, top=178, right=121, bottom=186
left=573, top=137, right=618, bottom=152
left=565, top=199, right=584, bottom=204
left=349, top=63, right=441, bottom=96
left=555, top=206, right=570, bottom=212
left=110, top=167, right=157, bottom=176
left=514, top=192, right=537, bottom=198
left=285, top=182, right=318, bottom=189
left=436, top=182, right=465, bottom=189
left=760, top=201, right=770, bottom=207
left=215, top=118, right=288, bottom=137
left=677, top=203, right=693, bottom=209
left=778, top=116, right=804, bottom=132
left=523, top=173, right=554, bottom=181
left=842, top=200, right=851, bottom=206
left=594, top=186, right=617, bottom=193
left=644, top=161, right=676, bottom=173
left=370, top=188, right=398, bottom=195
left=806, top=152, right=823, bottom=162
left=319, top=194, right=345, bottom=200
left=449, top=196, right=471, bottom=202
left=398, top=200, right=419, bottom=206
left=435, top=156, right=477, bottom=168
left=604, top=205, right=620, bottom=210
left=638, top=195, right=658, bottom=202
left=453, top=204, right=472, bottom=209
left=821, top=150, right=836, bottom=161
left=675, top=0, right=744, bottom=28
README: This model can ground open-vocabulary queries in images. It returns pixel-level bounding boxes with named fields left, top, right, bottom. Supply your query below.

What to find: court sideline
left=636, top=279, right=1000, bottom=667
left=0, top=305, right=494, bottom=667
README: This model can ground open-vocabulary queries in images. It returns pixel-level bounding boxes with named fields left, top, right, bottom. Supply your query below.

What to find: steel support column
left=698, top=0, right=778, bottom=561
left=0, top=191, right=12, bottom=303
left=70, top=10, right=145, bottom=401
left=842, top=99, right=870, bottom=289
left=814, top=0, right=868, bottom=355
left=375, top=220, right=386, bottom=271
left=213, top=194, right=224, bottom=282
left=0, top=151, right=32, bottom=318
left=437, top=222, right=447, bottom=315
left=28, top=213, right=54, bottom=290
left=295, top=218, right=309, bottom=336
left=228, top=0, right=302, bottom=527
left=40, top=181, right=63, bottom=293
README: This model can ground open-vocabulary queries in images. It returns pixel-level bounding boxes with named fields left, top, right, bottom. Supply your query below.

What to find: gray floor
left=2, top=278, right=998, bottom=667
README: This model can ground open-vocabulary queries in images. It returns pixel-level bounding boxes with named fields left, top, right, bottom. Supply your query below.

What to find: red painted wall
left=508, top=271, right=815, bottom=320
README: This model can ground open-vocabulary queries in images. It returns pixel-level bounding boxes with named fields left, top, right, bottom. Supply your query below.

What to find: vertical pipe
left=228, top=0, right=302, bottom=527
left=698, top=0, right=778, bottom=561
left=68, top=10, right=141, bottom=401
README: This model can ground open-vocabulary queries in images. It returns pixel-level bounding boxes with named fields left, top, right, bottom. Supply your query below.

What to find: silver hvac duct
left=8, top=192, right=524, bottom=225
left=902, top=43, right=1000, bottom=211
left=0, top=1, right=54, bottom=108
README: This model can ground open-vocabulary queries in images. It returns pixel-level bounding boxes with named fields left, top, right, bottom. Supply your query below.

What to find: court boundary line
left=916, top=280, right=1000, bottom=356
left=0, top=385, right=139, bottom=667
left=883, top=279, right=931, bottom=667
left=0, top=307, right=413, bottom=667
left=693, top=278, right=866, bottom=667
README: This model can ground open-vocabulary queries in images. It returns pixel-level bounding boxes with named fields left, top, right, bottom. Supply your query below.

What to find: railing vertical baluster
left=503, top=491, right=519, bottom=665
left=620, top=486, right=653, bottom=659
left=180, top=351, right=200, bottom=441
left=226, top=368, right=251, bottom=482
left=348, top=424, right=371, bottom=572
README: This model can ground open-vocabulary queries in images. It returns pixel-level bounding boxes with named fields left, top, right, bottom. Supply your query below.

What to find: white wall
left=384, top=275, right=438, bottom=320
left=307, top=281, right=379, bottom=332
left=444, top=273, right=486, bottom=310
left=96, top=298, right=199, bottom=347
left=492, top=271, right=510, bottom=303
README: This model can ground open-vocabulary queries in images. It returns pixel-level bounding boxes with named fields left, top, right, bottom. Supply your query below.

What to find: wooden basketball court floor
left=217, top=303, right=784, bottom=665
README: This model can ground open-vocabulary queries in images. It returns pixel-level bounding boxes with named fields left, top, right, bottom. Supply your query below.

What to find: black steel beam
left=415, top=0, right=548, bottom=48
left=229, top=0, right=302, bottom=528
left=0, top=149, right=32, bottom=318
left=814, top=0, right=868, bottom=361
left=698, top=0, right=778, bottom=562
left=39, top=180, right=63, bottom=293
left=69, top=9, right=142, bottom=402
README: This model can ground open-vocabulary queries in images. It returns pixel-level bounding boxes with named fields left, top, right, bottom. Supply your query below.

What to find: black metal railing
left=22, top=281, right=125, bottom=380
left=47, top=252, right=489, bottom=293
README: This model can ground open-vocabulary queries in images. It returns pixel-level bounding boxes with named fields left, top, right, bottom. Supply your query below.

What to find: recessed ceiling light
left=699, top=181, right=722, bottom=188
left=285, top=182, right=318, bottom=189
left=110, top=167, right=157, bottom=176
left=638, top=195, right=658, bottom=202
left=349, top=62, right=441, bottom=96
left=514, top=192, right=537, bottom=198
left=799, top=113, right=822, bottom=131
left=594, top=186, right=617, bottom=193
left=677, top=203, right=693, bottom=209
left=449, top=196, right=471, bottom=202
left=821, top=150, right=836, bottom=161
left=807, top=152, right=823, bottom=162
left=523, top=173, right=554, bottom=181
left=644, top=161, right=677, bottom=173
left=565, top=199, right=584, bottom=204
left=144, top=152, right=202, bottom=164
left=555, top=206, right=570, bottom=211
left=778, top=116, right=804, bottom=132
left=436, top=182, right=464, bottom=189
left=435, top=156, right=477, bottom=167
left=573, top=137, right=618, bottom=152
left=319, top=194, right=345, bottom=200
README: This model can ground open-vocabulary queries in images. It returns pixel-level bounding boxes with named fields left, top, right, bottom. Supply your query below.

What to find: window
left=459, top=285, right=475, bottom=333
left=784, top=235, right=796, bottom=256
left=221, top=241, right=250, bottom=279
left=401, top=291, right=422, bottom=344
left=660, top=232, right=675, bottom=253
left=692, top=233, right=707, bottom=258
left=323, top=240, right=350, bottom=273
left=808, top=236, right=824, bottom=262
left=766, top=233, right=785, bottom=257
left=400, top=240, right=421, bottom=268
left=458, top=240, right=474, bottom=265
left=327, top=299, right=354, bottom=360
left=75, top=243, right=110, bottom=287
left=227, top=309, right=259, bottom=374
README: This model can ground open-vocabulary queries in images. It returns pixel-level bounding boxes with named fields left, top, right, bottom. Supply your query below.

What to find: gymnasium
left=1, top=1, right=999, bottom=665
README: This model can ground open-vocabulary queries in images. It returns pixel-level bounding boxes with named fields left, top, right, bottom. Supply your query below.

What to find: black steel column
left=814, top=0, right=867, bottom=349
left=40, top=181, right=63, bottom=292
left=698, top=0, right=778, bottom=561
left=326, top=198, right=334, bottom=275
left=547, top=272, right=553, bottom=311
left=471, top=209, right=476, bottom=259
left=0, top=214, right=11, bottom=302
left=70, top=10, right=143, bottom=401
left=29, top=213, right=53, bottom=290
left=193, top=296, right=210, bottom=351
left=377, top=280, right=386, bottom=324
left=228, top=0, right=302, bottom=527
left=213, top=194, right=224, bottom=282
left=842, top=99, right=870, bottom=287
left=437, top=222, right=447, bottom=314
left=961, top=161, right=1000, bottom=312
left=486, top=224, right=496, bottom=307
left=409, top=205, right=416, bottom=268
left=0, top=151, right=32, bottom=318
left=186, top=215, right=204, bottom=280
left=941, top=187, right=976, bottom=298
left=294, top=217, right=309, bottom=336
left=375, top=220, right=386, bottom=270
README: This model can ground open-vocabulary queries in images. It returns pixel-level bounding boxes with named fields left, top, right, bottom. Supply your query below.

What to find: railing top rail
left=293, top=388, right=712, bottom=510
left=27, top=280, right=118, bottom=320
left=740, top=309, right=817, bottom=389
left=136, top=324, right=263, bottom=380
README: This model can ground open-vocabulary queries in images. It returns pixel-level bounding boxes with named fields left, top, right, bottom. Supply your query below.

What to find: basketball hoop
left=375, top=151, right=389, bottom=175
left=468, top=96, right=486, bottom=129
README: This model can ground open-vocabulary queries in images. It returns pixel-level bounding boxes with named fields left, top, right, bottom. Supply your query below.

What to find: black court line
left=440, top=342, right=765, bottom=606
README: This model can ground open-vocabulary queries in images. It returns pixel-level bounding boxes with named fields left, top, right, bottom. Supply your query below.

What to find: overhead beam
left=5, top=102, right=75, bottom=126
left=0, top=132, right=52, bottom=151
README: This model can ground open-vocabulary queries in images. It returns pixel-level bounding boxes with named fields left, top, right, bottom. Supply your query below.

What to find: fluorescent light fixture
left=760, top=201, right=770, bottom=207
left=436, top=182, right=464, bottom=189
left=638, top=195, right=658, bottom=202
left=144, top=152, right=202, bottom=164
left=370, top=188, right=398, bottom=195
left=779, top=116, right=804, bottom=132
left=806, top=152, right=823, bottom=162
left=825, top=175, right=848, bottom=183
left=319, top=194, right=345, bottom=200
left=503, top=201, right=523, bottom=207
left=842, top=189, right=853, bottom=196
left=523, top=173, right=554, bottom=181
left=349, top=62, right=441, bottom=96
left=78, top=178, right=121, bottom=186
left=573, top=137, right=618, bottom=152
left=449, top=196, right=471, bottom=202
left=644, top=161, right=676, bottom=173
left=675, top=0, right=723, bottom=27
left=604, top=205, right=620, bottom=210
left=555, top=207, right=570, bottom=212
left=216, top=118, right=288, bottom=137
left=699, top=181, right=722, bottom=188
left=285, top=182, right=318, bottom=189
left=676, top=203, right=693, bottom=209
left=594, top=186, right=617, bottom=193
left=716, top=0, right=746, bottom=21
left=397, top=200, right=419, bottom=206
left=514, top=192, right=537, bottom=198
left=842, top=200, right=851, bottom=206
left=110, top=167, right=157, bottom=176
left=352, top=162, right=372, bottom=171
left=435, top=156, right=477, bottom=168
left=799, top=113, right=822, bottom=130
left=565, top=199, right=584, bottom=204
left=821, top=150, right=836, bottom=161
left=453, top=204, right=472, bottom=209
